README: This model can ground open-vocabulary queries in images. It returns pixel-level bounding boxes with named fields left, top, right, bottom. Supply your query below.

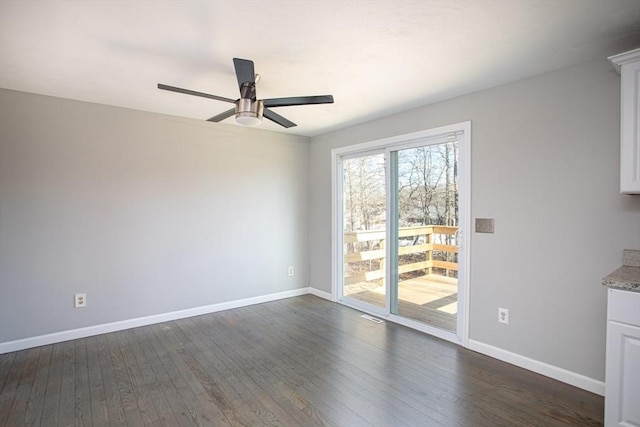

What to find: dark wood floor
left=0, top=295, right=603, bottom=426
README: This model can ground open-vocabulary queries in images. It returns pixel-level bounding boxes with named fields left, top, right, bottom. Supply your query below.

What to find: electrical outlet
left=288, top=266, right=294, bottom=277
left=498, top=307, right=509, bottom=324
left=74, top=293, right=87, bottom=308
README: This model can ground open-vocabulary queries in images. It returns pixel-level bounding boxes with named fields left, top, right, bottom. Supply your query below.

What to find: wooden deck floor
left=345, top=275, right=458, bottom=332
left=0, top=295, right=603, bottom=426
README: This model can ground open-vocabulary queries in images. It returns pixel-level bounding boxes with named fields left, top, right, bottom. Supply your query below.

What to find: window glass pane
left=394, top=141, right=459, bottom=331
left=342, top=153, right=386, bottom=307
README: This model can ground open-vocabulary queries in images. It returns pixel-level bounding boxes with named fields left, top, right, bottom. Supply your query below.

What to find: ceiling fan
left=158, top=58, right=334, bottom=128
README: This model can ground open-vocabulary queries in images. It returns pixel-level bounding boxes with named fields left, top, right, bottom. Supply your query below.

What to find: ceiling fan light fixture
left=235, top=113, right=262, bottom=126
left=158, top=57, right=334, bottom=128
left=235, top=98, right=263, bottom=126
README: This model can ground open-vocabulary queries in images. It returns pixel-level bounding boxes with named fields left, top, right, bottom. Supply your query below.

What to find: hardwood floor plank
left=206, top=309, right=379, bottom=427
left=250, top=302, right=464, bottom=426
left=137, top=327, right=196, bottom=427
left=148, top=322, right=232, bottom=426
left=232, top=308, right=410, bottom=424
left=3, top=347, right=40, bottom=424
left=24, top=344, right=52, bottom=426
left=106, top=331, right=144, bottom=426
left=0, top=295, right=603, bottom=426
left=120, top=329, right=162, bottom=425
left=74, top=338, right=94, bottom=426
left=262, top=299, right=472, bottom=420
left=168, top=324, right=257, bottom=426
left=179, top=316, right=309, bottom=427
left=189, top=315, right=329, bottom=427
left=266, top=296, right=600, bottom=426
left=189, top=310, right=336, bottom=424
left=96, top=333, right=126, bottom=425
left=6, top=383, right=31, bottom=426
left=85, top=335, right=109, bottom=426
left=340, top=300, right=582, bottom=426
left=0, top=350, right=24, bottom=425
left=128, top=327, right=181, bottom=426
left=57, top=341, right=77, bottom=426
left=0, top=352, right=16, bottom=393
left=40, top=342, right=64, bottom=426
left=171, top=321, right=270, bottom=425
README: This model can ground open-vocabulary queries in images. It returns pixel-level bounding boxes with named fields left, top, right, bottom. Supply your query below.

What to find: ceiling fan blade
left=206, top=108, right=236, bottom=122
left=263, top=108, right=296, bottom=128
left=263, top=95, right=334, bottom=108
left=233, top=58, right=255, bottom=87
left=158, top=84, right=235, bottom=103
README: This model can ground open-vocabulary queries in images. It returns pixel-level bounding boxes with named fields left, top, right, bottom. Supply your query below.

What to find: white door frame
left=331, top=121, right=471, bottom=347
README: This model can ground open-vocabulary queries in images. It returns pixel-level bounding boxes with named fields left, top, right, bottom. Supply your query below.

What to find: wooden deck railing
left=343, top=225, right=458, bottom=286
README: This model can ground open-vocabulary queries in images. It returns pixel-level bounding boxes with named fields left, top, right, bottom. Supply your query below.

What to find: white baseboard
left=307, top=287, right=334, bottom=301
left=0, top=287, right=310, bottom=354
left=468, top=339, right=605, bottom=396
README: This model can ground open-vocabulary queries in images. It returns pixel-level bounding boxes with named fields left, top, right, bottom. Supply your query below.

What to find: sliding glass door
left=334, top=124, right=469, bottom=344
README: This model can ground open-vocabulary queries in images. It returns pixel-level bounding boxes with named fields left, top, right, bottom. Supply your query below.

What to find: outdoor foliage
left=343, top=140, right=459, bottom=282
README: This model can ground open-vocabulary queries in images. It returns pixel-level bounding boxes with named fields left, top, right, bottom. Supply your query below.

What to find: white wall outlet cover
left=74, top=293, right=87, bottom=308
left=498, top=307, right=509, bottom=324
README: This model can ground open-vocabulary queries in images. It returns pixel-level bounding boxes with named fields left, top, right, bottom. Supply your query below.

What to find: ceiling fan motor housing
left=235, top=98, right=264, bottom=125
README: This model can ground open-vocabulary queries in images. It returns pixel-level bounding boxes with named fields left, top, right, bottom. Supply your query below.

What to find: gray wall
left=2, top=58, right=639, bottom=384
left=309, top=58, right=640, bottom=382
left=0, top=89, right=310, bottom=343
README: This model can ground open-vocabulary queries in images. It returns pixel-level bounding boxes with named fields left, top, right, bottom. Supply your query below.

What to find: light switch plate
left=475, top=218, right=495, bottom=233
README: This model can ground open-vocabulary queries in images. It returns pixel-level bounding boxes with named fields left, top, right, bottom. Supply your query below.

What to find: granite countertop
left=603, top=249, right=640, bottom=292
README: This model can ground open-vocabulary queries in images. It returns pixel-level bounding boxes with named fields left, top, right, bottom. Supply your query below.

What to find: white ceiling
left=1, top=0, right=639, bottom=137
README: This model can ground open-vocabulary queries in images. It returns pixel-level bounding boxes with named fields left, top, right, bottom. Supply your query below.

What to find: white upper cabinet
left=609, top=48, right=640, bottom=194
